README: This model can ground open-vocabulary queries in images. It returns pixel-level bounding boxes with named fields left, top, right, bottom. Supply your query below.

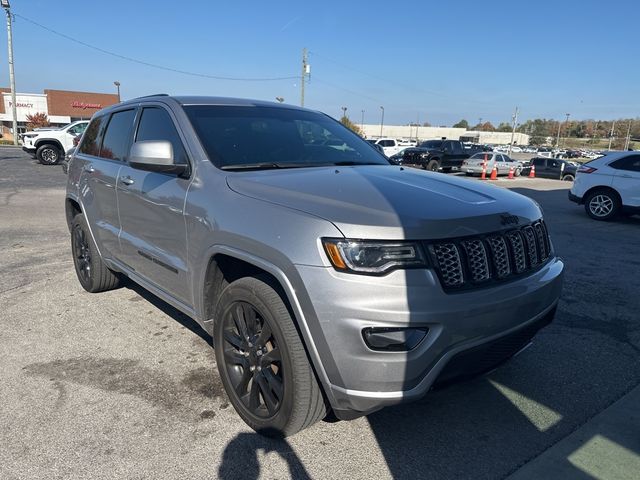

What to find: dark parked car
left=398, top=139, right=479, bottom=172
left=524, top=157, right=577, bottom=181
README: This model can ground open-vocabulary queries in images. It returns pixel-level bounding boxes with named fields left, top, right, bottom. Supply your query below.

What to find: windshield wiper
left=221, top=162, right=284, bottom=171
left=331, top=161, right=385, bottom=166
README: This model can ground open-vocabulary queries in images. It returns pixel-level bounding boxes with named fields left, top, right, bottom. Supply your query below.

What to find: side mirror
left=129, top=140, right=189, bottom=176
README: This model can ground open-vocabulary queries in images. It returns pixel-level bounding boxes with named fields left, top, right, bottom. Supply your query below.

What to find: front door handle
left=84, top=165, right=95, bottom=173
left=120, top=176, right=135, bottom=186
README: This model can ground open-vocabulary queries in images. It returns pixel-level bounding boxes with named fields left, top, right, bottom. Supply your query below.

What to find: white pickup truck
left=367, top=138, right=415, bottom=157
left=22, top=120, right=89, bottom=165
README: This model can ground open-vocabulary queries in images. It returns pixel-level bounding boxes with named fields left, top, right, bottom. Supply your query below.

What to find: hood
left=226, top=165, right=542, bottom=239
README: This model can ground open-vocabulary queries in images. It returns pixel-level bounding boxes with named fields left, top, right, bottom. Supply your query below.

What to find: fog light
left=362, top=327, right=428, bottom=352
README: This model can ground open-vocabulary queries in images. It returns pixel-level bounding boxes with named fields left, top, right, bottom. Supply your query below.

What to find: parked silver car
left=462, top=152, right=524, bottom=176
left=65, top=95, right=563, bottom=436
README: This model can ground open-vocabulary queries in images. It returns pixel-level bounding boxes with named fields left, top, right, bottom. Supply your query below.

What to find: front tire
left=514, top=167, right=522, bottom=177
left=584, top=189, right=620, bottom=221
left=562, top=174, right=575, bottom=181
left=71, top=214, right=120, bottom=292
left=36, top=144, right=62, bottom=165
left=214, top=276, right=326, bottom=437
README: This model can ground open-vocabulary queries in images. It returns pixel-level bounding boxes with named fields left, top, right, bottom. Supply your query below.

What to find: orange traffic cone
left=508, top=165, right=514, bottom=179
left=529, top=164, right=536, bottom=178
left=480, top=161, right=487, bottom=180
left=490, top=164, right=498, bottom=180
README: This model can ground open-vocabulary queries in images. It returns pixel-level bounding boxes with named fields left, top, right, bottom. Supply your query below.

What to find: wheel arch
left=582, top=185, right=621, bottom=205
left=65, top=196, right=82, bottom=232
left=199, top=246, right=336, bottom=404
left=34, top=138, right=64, bottom=152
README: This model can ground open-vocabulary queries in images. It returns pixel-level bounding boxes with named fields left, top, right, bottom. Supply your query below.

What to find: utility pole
left=555, top=120, right=562, bottom=149
left=3, top=0, right=18, bottom=146
left=507, top=106, right=519, bottom=156
left=416, top=113, right=420, bottom=142
left=360, top=109, right=365, bottom=134
left=379, top=106, right=384, bottom=138
left=114, top=81, right=121, bottom=102
left=562, top=113, right=570, bottom=148
left=624, top=121, right=632, bottom=150
left=300, top=48, right=310, bottom=107
left=608, top=121, right=616, bottom=150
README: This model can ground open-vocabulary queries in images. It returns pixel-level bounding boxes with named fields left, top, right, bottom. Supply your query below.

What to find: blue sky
left=2, top=0, right=638, bottom=126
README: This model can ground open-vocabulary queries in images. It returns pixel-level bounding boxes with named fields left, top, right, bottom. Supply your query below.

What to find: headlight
left=322, top=239, right=427, bottom=274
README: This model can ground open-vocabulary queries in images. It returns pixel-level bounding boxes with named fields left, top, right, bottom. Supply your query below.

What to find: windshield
left=418, top=140, right=443, bottom=149
left=470, top=152, right=493, bottom=159
left=184, top=106, right=389, bottom=169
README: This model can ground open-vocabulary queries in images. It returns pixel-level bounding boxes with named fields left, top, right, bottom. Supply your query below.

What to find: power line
left=13, top=13, right=298, bottom=82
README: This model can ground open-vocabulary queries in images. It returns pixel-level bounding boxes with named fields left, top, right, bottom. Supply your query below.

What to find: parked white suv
left=22, top=120, right=89, bottom=165
left=368, top=138, right=407, bottom=157
left=569, top=152, right=640, bottom=220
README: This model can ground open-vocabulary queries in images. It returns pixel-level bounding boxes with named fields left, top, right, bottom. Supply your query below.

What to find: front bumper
left=568, top=191, right=582, bottom=204
left=294, top=257, right=564, bottom=416
left=22, top=146, right=36, bottom=155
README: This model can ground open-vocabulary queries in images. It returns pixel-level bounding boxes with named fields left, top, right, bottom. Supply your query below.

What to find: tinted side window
left=67, top=123, right=87, bottom=136
left=136, top=107, right=188, bottom=164
left=78, top=116, right=105, bottom=156
left=99, top=109, right=136, bottom=161
left=533, top=158, right=545, bottom=167
left=610, top=155, right=640, bottom=172
left=453, top=142, right=464, bottom=155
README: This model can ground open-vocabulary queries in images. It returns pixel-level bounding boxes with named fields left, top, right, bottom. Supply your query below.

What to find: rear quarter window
left=78, top=116, right=105, bottom=156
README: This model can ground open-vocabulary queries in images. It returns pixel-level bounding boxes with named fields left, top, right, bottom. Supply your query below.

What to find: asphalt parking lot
left=1, top=147, right=639, bottom=479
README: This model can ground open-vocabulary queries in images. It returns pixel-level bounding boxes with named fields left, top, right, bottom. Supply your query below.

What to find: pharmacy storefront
left=0, top=88, right=119, bottom=141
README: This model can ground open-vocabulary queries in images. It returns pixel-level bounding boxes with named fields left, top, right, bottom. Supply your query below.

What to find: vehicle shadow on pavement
left=365, top=185, right=640, bottom=479
left=122, top=278, right=212, bottom=344
left=218, top=432, right=311, bottom=480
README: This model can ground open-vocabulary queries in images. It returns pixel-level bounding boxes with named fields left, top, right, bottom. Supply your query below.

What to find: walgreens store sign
left=71, top=101, right=102, bottom=110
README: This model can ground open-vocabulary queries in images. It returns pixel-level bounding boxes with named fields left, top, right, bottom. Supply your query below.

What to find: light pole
left=562, top=113, right=570, bottom=148
left=608, top=121, right=616, bottom=150
left=114, top=81, right=121, bottom=102
left=555, top=120, right=562, bottom=149
left=360, top=109, right=365, bottom=133
left=379, top=106, right=384, bottom=138
left=2, top=0, right=18, bottom=145
left=341, top=106, right=347, bottom=120
left=507, top=106, right=519, bottom=156
left=275, top=96, right=284, bottom=103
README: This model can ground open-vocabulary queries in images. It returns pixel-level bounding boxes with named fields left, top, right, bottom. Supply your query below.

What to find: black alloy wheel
left=72, top=224, right=91, bottom=285
left=70, top=214, right=120, bottom=293
left=221, top=301, right=284, bottom=418
left=214, top=276, right=327, bottom=436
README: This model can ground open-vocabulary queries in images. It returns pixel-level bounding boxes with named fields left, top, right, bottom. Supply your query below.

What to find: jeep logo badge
left=500, top=215, right=520, bottom=226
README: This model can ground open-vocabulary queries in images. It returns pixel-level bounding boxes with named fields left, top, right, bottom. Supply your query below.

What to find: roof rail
left=132, top=93, right=170, bottom=99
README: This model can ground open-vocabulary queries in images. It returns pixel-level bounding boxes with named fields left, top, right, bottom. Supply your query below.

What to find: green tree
left=340, top=116, right=363, bottom=136
left=496, top=122, right=512, bottom=132
left=452, top=119, right=469, bottom=129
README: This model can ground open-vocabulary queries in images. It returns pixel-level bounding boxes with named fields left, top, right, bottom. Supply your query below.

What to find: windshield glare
left=184, top=106, right=389, bottom=169
left=419, top=140, right=443, bottom=149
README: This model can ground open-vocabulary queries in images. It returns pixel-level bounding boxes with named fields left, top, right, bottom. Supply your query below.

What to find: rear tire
left=514, top=168, right=522, bottom=177
left=562, top=174, right=575, bottom=181
left=71, top=214, right=120, bottom=292
left=36, top=144, right=62, bottom=165
left=584, top=189, right=620, bottom=221
left=214, top=276, right=327, bottom=437
left=425, top=160, right=439, bottom=172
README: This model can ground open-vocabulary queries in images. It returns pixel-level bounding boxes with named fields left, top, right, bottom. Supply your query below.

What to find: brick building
left=0, top=88, right=119, bottom=141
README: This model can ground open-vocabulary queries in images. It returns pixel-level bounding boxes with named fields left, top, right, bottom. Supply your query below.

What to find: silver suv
left=65, top=95, right=564, bottom=436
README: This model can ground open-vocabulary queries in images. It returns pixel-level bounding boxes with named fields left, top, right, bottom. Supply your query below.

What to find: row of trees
left=451, top=117, right=640, bottom=147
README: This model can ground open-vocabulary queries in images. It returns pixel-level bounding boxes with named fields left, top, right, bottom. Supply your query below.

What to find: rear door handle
left=120, top=176, right=135, bottom=185
left=84, top=165, right=95, bottom=173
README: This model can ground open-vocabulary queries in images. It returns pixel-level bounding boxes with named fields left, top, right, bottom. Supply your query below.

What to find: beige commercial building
left=361, top=124, right=530, bottom=145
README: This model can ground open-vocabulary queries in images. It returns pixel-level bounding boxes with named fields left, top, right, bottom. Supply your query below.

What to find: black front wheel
left=425, top=160, right=440, bottom=171
left=214, top=276, right=326, bottom=437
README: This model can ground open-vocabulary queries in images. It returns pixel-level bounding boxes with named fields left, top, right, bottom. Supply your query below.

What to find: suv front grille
left=428, top=220, right=551, bottom=291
